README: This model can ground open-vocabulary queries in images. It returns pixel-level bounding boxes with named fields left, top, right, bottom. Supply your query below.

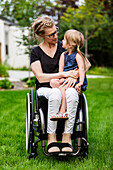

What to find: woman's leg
left=37, top=87, right=62, bottom=152
left=62, top=88, right=79, bottom=152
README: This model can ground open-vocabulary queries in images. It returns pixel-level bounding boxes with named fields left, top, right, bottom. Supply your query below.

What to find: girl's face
left=62, top=36, right=67, bottom=49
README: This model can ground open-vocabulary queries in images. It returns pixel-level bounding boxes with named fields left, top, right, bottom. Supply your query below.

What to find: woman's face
left=43, top=25, right=58, bottom=44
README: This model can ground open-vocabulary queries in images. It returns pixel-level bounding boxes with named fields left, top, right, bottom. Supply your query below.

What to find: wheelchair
left=26, top=85, right=89, bottom=159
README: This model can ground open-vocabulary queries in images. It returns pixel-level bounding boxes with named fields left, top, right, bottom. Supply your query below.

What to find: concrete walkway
left=0, top=70, right=106, bottom=82
left=0, top=70, right=34, bottom=82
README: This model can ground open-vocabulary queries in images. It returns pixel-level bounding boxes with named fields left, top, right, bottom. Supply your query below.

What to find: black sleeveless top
left=30, top=41, right=64, bottom=88
left=64, top=51, right=87, bottom=91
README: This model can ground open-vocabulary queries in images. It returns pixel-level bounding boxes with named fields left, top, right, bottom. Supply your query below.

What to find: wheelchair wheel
left=26, top=93, right=30, bottom=153
left=81, top=94, right=89, bottom=156
left=30, top=89, right=35, bottom=121
left=76, top=93, right=89, bottom=156
left=82, top=93, right=89, bottom=140
left=26, top=89, right=35, bottom=154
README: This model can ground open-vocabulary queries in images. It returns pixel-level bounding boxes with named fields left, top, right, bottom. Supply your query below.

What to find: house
left=0, top=17, right=29, bottom=68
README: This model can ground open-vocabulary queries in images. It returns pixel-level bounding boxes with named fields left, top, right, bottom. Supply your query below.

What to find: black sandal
left=47, top=142, right=60, bottom=154
left=47, top=142, right=73, bottom=155
left=61, top=143, right=73, bottom=153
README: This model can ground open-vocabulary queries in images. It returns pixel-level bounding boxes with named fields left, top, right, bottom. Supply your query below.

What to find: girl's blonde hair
left=64, top=29, right=84, bottom=55
left=31, top=16, right=55, bottom=39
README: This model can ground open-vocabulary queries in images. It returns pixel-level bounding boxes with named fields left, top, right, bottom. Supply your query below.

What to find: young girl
left=50, top=29, right=87, bottom=120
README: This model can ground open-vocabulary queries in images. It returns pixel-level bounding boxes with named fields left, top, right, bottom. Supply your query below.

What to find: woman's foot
left=62, top=133, right=73, bottom=152
left=47, top=134, right=60, bottom=153
left=50, top=112, right=68, bottom=121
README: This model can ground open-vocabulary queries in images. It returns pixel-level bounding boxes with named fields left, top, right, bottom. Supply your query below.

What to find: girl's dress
left=64, top=51, right=87, bottom=91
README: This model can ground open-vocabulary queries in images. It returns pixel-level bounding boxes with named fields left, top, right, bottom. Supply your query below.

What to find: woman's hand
left=60, top=77, right=77, bottom=89
left=63, top=68, right=79, bottom=79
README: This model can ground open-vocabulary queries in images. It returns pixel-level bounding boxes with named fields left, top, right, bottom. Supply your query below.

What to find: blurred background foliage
left=0, top=0, right=113, bottom=67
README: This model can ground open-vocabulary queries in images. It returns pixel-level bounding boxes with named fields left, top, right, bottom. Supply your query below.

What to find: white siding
left=0, top=19, right=29, bottom=68
left=0, top=20, right=6, bottom=62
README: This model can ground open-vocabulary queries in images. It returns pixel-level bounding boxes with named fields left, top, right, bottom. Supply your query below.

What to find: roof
left=0, top=16, right=18, bottom=26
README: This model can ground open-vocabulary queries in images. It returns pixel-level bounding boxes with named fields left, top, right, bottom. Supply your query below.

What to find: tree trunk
left=85, top=28, right=88, bottom=58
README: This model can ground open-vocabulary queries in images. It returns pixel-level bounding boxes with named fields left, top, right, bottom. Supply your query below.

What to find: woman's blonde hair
left=31, top=16, right=55, bottom=39
left=64, top=29, right=84, bottom=55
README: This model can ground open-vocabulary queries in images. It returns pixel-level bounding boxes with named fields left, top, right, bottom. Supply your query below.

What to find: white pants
left=37, top=87, right=79, bottom=134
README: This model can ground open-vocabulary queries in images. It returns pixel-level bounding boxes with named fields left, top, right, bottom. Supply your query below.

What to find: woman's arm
left=31, top=61, right=64, bottom=83
left=31, top=60, right=78, bottom=83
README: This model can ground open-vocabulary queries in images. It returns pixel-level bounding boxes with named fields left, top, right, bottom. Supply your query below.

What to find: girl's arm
left=59, top=52, right=79, bottom=88
left=76, top=53, right=85, bottom=86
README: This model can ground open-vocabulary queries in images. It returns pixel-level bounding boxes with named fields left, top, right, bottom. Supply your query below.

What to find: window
left=5, top=45, right=8, bottom=55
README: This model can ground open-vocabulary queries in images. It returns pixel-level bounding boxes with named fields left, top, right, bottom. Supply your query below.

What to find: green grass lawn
left=87, top=67, right=113, bottom=77
left=0, top=78, right=113, bottom=170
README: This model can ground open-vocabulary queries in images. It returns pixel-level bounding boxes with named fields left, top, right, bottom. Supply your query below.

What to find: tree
left=59, top=0, right=109, bottom=59
left=0, top=0, right=78, bottom=26
left=0, top=0, right=79, bottom=77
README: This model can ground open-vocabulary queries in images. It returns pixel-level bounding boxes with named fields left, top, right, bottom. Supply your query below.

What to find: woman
left=30, top=16, right=79, bottom=153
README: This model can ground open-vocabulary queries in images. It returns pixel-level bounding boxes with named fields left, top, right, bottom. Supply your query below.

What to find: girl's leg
left=62, top=88, right=79, bottom=152
left=59, top=86, right=66, bottom=113
left=50, top=78, right=68, bottom=119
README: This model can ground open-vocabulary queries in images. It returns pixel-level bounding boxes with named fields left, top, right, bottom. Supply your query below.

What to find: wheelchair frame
left=26, top=88, right=89, bottom=159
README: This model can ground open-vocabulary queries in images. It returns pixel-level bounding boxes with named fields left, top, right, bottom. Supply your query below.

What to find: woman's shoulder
left=30, top=46, right=42, bottom=64
left=31, top=45, right=40, bottom=53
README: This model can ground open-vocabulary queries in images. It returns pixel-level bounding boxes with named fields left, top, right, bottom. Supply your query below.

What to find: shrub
left=0, top=64, right=8, bottom=77
left=22, top=76, right=36, bottom=87
left=0, top=79, right=14, bottom=89
left=26, top=78, right=35, bottom=87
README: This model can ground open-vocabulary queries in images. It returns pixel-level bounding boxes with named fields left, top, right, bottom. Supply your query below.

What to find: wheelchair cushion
left=38, top=96, right=48, bottom=109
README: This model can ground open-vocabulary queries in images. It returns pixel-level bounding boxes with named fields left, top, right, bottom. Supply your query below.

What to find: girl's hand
left=75, top=82, right=83, bottom=94
left=60, top=77, right=77, bottom=89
